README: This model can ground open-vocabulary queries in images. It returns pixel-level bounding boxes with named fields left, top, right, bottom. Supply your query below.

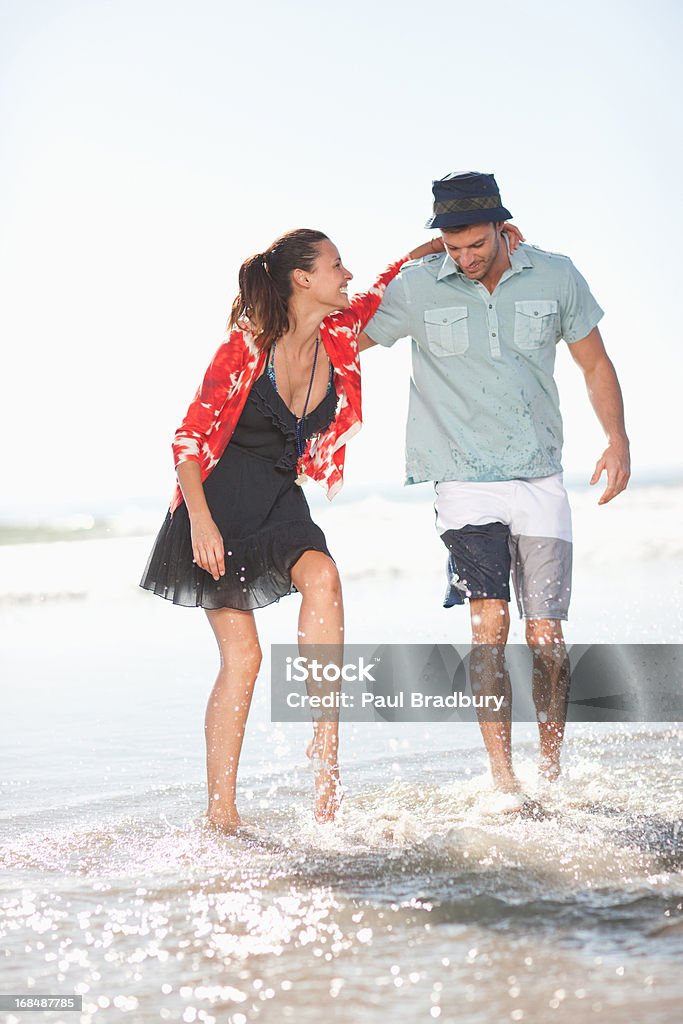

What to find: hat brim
left=425, top=206, right=513, bottom=230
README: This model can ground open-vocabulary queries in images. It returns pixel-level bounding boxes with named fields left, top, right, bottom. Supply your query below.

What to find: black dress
left=139, top=369, right=337, bottom=610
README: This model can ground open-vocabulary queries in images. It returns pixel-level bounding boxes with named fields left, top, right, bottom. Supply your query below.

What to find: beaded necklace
left=267, top=337, right=325, bottom=460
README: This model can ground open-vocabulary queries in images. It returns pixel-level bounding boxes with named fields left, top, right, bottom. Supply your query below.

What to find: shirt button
left=488, top=304, right=493, bottom=309
left=492, top=332, right=497, bottom=337
left=442, top=319, right=448, bottom=323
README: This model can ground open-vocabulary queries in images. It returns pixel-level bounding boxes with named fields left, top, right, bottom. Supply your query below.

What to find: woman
left=140, top=226, right=521, bottom=832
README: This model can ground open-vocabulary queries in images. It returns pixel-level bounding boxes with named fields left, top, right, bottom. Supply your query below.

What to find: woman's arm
left=501, top=223, right=524, bottom=250
left=171, top=331, right=251, bottom=577
left=407, top=238, right=445, bottom=260
left=343, top=240, right=445, bottom=335
left=356, top=226, right=523, bottom=351
left=176, top=462, right=225, bottom=581
left=172, top=332, right=249, bottom=467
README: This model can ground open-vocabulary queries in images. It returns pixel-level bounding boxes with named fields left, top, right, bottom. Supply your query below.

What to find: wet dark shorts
left=436, top=476, right=573, bottom=620
left=441, top=521, right=512, bottom=605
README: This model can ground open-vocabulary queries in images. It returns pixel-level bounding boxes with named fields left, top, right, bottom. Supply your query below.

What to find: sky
left=1, top=0, right=682, bottom=512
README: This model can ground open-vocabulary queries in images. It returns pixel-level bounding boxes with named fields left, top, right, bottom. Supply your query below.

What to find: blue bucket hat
left=425, top=171, right=512, bottom=229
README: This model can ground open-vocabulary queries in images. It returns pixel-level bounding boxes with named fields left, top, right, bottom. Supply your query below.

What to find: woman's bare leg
left=290, top=551, right=344, bottom=823
left=204, top=607, right=262, bottom=833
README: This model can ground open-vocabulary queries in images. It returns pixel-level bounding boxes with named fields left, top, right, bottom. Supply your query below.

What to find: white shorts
left=435, top=474, right=573, bottom=620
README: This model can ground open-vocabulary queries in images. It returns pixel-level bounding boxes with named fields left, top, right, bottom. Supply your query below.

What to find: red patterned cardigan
left=169, top=256, right=409, bottom=515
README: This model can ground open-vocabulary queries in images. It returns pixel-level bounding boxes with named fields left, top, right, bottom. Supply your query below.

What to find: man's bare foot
left=491, top=765, right=523, bottom=795
left=482, top=789, right=527, bottom=815
left=518, top=797, right=550, bottom=820
left=539, top=756, right=561, bottom=782
left=306, top=740, right=343, bottom=823
left=203, top=807, right=243, bottom=835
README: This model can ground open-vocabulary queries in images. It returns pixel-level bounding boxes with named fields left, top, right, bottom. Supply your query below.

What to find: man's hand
left=590, top=438, right=631, bottom=505
left=568, top=327, right=630, bottom=505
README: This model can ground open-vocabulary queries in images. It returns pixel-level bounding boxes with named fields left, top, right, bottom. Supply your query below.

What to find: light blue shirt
left=365, top=242, right=604, bottom=483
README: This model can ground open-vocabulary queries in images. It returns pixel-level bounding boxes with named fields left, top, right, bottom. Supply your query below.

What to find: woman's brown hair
left=229, top=228, right=329, bottom=348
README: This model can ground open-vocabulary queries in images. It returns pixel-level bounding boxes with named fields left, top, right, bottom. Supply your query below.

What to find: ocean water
left=1, top=483, right=682, bottom=1023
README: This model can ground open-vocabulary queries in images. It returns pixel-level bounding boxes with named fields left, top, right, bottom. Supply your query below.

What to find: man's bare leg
left=469, top=598, right=521, bottom=793
left=526, top=619, right=570, bottom=781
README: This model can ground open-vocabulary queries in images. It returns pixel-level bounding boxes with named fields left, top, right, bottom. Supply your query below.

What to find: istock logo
left=285, top=657, right=377, bottom=684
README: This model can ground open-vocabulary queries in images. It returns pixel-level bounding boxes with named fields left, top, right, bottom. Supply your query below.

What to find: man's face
left=441, top=222, right=502, bottom=280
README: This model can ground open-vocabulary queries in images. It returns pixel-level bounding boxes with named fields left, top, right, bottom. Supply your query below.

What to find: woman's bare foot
left=306, top=739, right=343, bottom=823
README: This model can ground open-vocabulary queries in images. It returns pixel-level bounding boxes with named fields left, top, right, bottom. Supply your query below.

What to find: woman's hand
left=407, top=238, right=444, bottom=260
left=190, top=511, right=225, bottom=581
left=175, top=461, right=225, bottom=581
left=501, top=222, right=525, bottom=251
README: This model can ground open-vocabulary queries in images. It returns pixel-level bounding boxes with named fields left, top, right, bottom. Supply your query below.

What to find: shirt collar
left=509, top=240, right=534, bottom=272
left=436, top=253, right=462, bottom=281
left=436, top=238, right=534, bottom=281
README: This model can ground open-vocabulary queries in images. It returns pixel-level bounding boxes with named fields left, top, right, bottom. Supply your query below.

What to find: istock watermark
left=270, top=644, right=683, bottom=723
left=285, top=656, right=378, bottom=684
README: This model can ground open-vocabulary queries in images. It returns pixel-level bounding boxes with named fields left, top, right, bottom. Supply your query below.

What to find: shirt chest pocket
left=513, top=300, right=559, bottom=350
left=423, top=306, right=469, bottom=357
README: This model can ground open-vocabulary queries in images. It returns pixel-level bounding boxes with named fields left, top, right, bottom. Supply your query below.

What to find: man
left=359, top=171, right=630, bottom=802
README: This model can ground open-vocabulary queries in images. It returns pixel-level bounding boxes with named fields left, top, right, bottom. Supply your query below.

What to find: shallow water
left=2, top=725, right=682, bottom=1024
left=1, top=491, right=683, bottom=1023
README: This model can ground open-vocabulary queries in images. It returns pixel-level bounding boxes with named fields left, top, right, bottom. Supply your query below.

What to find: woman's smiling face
left=303, top=239, right=353, bottom=310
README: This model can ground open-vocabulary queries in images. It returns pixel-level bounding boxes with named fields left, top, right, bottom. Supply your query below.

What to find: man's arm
left=567, top=326, right=630, bottom=505
left=358, top=239, right=447, bottom=353
left=356, top=271, right=413, bottom=355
